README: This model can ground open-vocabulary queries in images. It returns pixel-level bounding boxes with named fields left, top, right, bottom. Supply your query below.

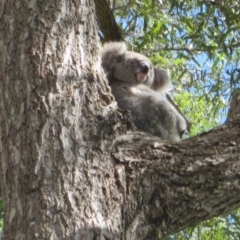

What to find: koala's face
left=101, top=42, right=171, bottom=92
left=110, top=51, right=155, bottom=85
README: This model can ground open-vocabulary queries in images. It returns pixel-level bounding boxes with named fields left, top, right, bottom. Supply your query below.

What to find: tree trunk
left=0, top=0, right=127, bottom=239
left=0, top=1, right=240, bottom=240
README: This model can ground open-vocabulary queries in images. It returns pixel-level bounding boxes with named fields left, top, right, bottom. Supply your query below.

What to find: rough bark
left=0, top=0, right=127, bottom=239
left=0, top=1, right=240, bottom=240
left=114, top=116, right=240, bottom=239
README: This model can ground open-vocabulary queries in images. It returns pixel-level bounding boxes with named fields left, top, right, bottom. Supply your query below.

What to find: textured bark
left=0, top=0, right=128, bottom=239
left=0, top=1, right=240, bottom=240
left=115, top=117, right=240, bottom=239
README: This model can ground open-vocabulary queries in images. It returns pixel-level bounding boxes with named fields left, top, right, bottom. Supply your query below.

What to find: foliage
left=162, top=212, right=240, bottom=240
left=107, top=0, right=240, bottom=239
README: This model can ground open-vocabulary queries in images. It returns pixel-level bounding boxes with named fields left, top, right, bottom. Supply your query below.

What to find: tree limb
left=145, top=41, right=240, bottom=54
left=227, top=88, right=240, bottom=121
left=108, top=91, right=240, bottom=239
left=94, top=0, right=123, bottom=42
left=110, top=117, right=240, bottom=239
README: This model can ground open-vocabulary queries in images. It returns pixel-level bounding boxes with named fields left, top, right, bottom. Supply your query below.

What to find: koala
left=101, top=42, right=171, bottom=92
left=100, top=42, right=187, bottom=142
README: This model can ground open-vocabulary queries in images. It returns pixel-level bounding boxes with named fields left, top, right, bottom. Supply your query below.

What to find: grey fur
left=101, top=42, right=187, bottom=141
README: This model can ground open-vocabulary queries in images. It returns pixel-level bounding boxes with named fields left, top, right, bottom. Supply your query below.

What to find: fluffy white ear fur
left=153, top=68, right=173, bottom=93
left=100, top=42, right=127, bottom=64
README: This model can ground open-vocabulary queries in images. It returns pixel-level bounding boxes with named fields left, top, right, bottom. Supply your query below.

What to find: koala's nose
left=139, top=61, right=149, bottom=74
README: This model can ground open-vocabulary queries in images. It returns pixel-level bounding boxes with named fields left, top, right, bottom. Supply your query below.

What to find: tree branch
left=227, top=88, right=240, bottom=121
left=145, top=41, right=240, bottom=54
left=109, top=91, right=240, bottom=239
left=94, top=0, right=123, bottom=42
left=111, top=117, right=240, bottom=239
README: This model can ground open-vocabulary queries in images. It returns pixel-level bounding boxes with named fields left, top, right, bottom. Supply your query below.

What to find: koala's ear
left=100, top=42, right=127, bottom=65
left=152, top=68, right=172, bottom=92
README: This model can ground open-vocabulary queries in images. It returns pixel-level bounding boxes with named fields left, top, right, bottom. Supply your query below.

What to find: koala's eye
left=129, top=60, right=135, bottom=64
